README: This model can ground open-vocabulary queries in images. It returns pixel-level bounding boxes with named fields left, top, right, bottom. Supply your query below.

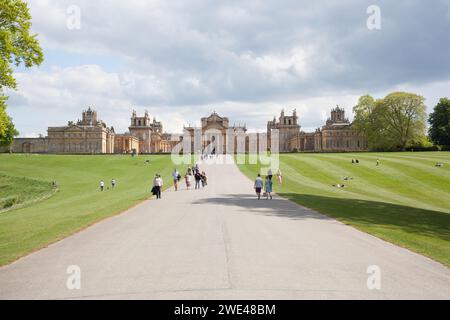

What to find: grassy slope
left=237, top=152, right=450, bottom=267
left=0, top=174, right=56, bottom=212
left=0, top=154, right=192, bottom=266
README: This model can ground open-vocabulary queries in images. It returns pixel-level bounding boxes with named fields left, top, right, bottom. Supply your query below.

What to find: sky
left=6, top=0, right=450, bottom=136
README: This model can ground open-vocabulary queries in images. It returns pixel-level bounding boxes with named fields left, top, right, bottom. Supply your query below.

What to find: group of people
left=99, top=179, right=116, bottom=191
left=254, top=169, right=282, bottom=200
left=184, top=164, right=208, bottom=190
left=152, top=164, right=208, bottom=200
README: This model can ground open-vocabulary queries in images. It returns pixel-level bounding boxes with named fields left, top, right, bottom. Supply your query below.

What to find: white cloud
left=8, top=0, right=450, bottom=136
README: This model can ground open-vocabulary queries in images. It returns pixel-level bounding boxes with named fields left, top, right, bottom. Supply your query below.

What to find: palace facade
left=4, top=106, right=368, bottom=154
left=273, top=106, right=368, bottom=152
left=5, top=108, right=177, bottom=155
left=183, top=112, right=247, bottom=154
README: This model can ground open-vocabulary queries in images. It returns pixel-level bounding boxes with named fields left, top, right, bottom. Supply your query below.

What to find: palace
left=3, top=106, right=368, bottom=154
left=271, top=107, right=368, bottom=152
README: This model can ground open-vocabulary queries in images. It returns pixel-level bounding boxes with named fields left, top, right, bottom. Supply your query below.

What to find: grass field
left=0, top=154, right=192, bottom=266
left=0, top=174, right=57, bottom=212
left=237, top=152, right=450, bottom=267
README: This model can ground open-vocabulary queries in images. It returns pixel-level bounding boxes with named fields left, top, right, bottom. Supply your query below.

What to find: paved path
left=1, top=156, right=449, bottom=299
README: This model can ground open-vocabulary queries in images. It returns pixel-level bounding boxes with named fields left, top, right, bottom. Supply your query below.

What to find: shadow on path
left=192, top=194, right=330, bottom=220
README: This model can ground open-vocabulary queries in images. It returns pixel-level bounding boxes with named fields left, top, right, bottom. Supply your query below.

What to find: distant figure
left=201, top=171, right=208, bottom=187
left=352, top=159, right=355, bottom=164
left=195, top=171, right=202, bottom=190
left=111, top=179, right=116, bottom=189
left=355, top=159, right=360, bottom=164
left=267, top=168, right=273, bottom=180
left=376, top=159, right=380, bottom=166
left=185, top=173, right=192, bottom=190
left=254, top=174, right=264, bottom=200
left=172, top=169, right=180, bottom=191
left=436, top=163, right=444, bottom=168
left=152, top=174, right=163, bottom=199
left=276, top=169, right=283, bottom=185
left=333, top=184, right=345, bottom=188
left=144, top=160, right=150, bottom=165
left=100, top=180, right=105, bottom=192
left=265, top=176, right=273, bottom=200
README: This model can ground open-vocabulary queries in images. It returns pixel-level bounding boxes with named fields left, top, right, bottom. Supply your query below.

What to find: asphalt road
left=1, top=155, right=449, bottom=299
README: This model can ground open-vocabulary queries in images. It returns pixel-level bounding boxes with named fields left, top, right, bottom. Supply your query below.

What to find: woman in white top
left=153, top=174, right=163, bottom=199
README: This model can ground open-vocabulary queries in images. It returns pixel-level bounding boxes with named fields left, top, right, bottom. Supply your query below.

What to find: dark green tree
left=428, top=98, right=450, bottom=147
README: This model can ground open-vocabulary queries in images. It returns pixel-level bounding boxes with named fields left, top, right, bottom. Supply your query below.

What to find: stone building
left=285, top=106, right=368, bottom=152
left=114, top=133, right=140, bottom=154
left=5, top=136, right=49, bottom=153
left=267, top=109, right=300, bottom=152
left=184, top=112, right=247, bottom=154
left=5, top=106, right=367, bottom=155
left=129, top=111, right=167, bottom=153
left=47, top=108, right=115, bottom=154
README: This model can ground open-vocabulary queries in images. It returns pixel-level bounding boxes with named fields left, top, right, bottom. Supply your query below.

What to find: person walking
left=100, top=180, right=105, bottom=192
left=153, top=174, right=163, bottom=199
left=172, top=169, right=180, bottom=191
left=254, top=174, right=264, bottom=200
left=201, top=171, right=208, bottom=188
left=111, top=179, right=116, bottom=189
left=185, top=173, right=192, bottom=190
left=276, top=169, right=283, bottom=185
left=265, top=176, right=273, bottom=200
left=195, top=170, right=202, bottom=190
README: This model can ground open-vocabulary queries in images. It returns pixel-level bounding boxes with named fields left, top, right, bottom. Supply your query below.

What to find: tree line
left=353, top=92, right=450, bottom=151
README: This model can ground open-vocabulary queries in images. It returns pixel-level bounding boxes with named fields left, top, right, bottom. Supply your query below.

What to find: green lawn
left=0, top=174, right=57, bottom=212
left=237, top=152, right=450, bottom=267
left=0, top=154, right=192, bottom=266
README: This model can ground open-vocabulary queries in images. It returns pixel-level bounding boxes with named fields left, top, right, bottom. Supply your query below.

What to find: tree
left=0, top=0, right=44, bottom=90
left=0, top=96, right=18, bottom=147
left=353, top=92, right=427, bottom=151
left=352, top=94, right=382, bottom=148
left=428, top=97, right=450, bottom=147
left=0, top=0, right=43, bottom=147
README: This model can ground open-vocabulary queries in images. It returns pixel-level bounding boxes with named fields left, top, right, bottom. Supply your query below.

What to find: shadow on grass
left=280, top=193, right=450, bottom=243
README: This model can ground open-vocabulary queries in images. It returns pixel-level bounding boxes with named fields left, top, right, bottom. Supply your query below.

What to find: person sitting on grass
left=333, top=184, right=345, bottom=188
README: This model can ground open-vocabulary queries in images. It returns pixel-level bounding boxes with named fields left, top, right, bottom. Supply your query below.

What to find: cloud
left=8, top=0, right=450, bottom=136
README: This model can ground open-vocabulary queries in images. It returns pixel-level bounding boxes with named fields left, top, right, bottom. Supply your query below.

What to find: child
left=254, top=174, right=264, bottom=200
